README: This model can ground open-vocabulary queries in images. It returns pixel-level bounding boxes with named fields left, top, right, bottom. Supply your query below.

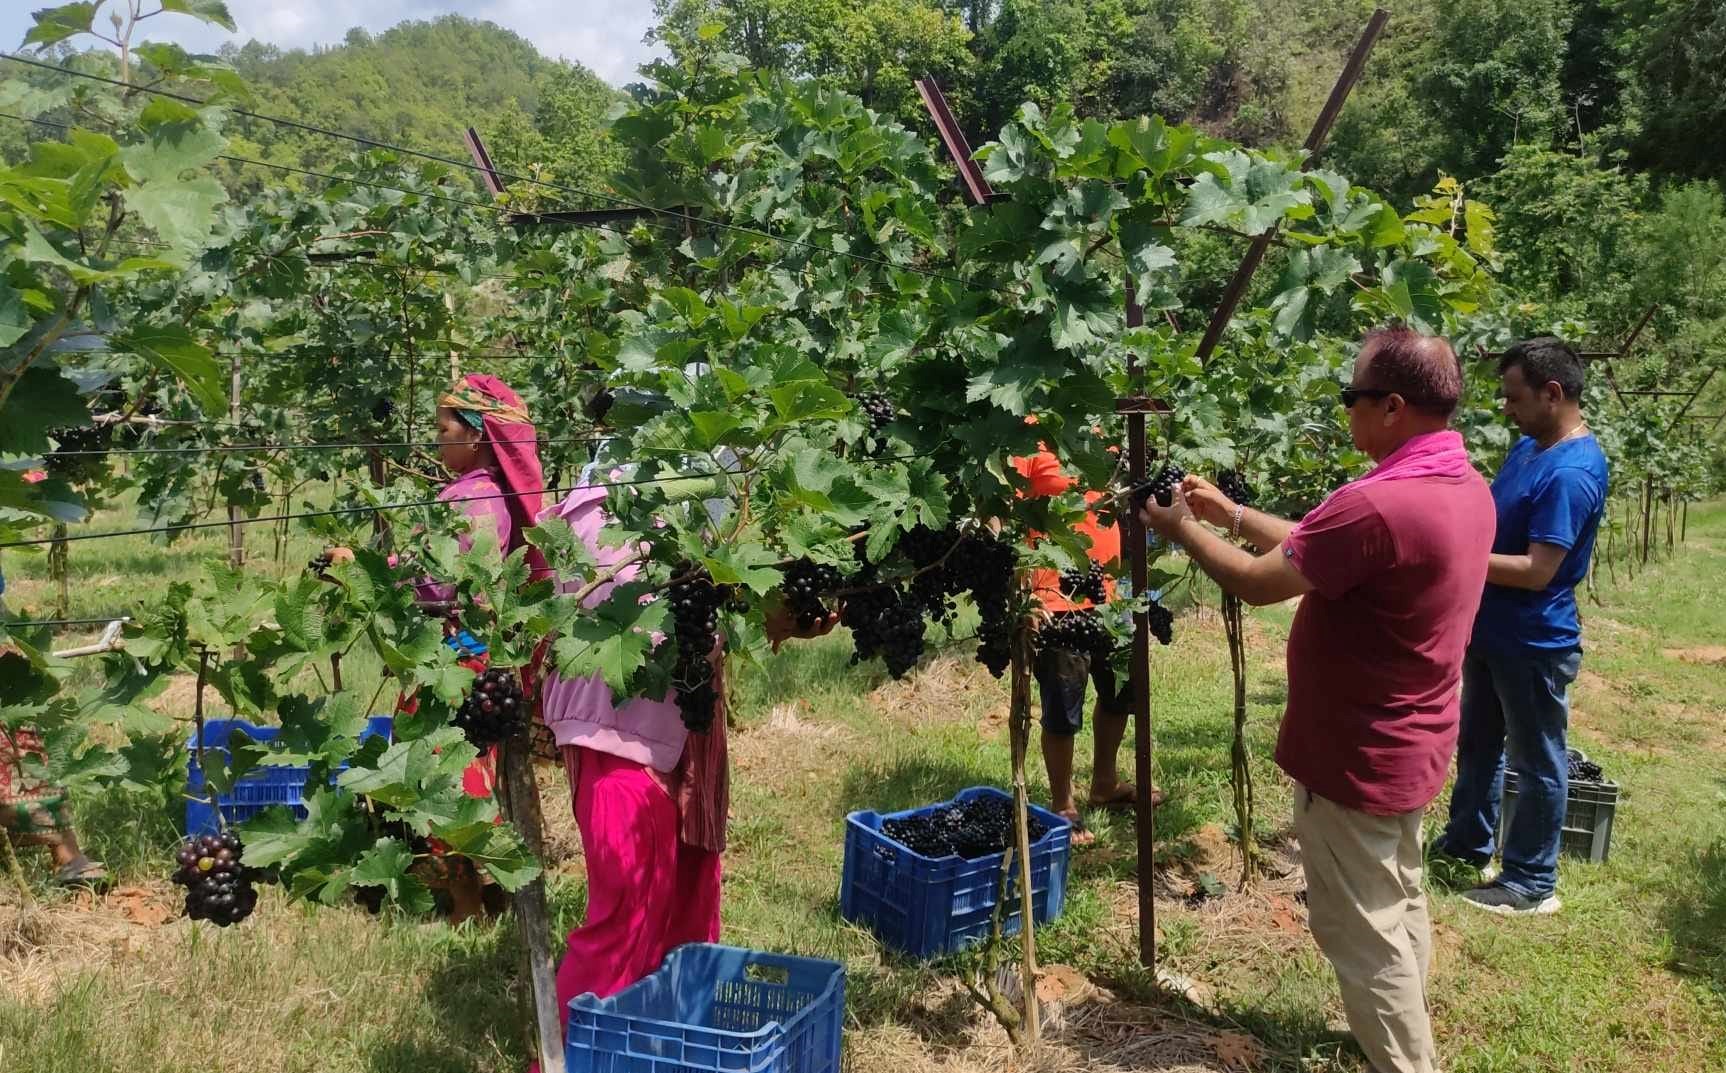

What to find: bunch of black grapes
left=371, top=397, right=396, bottom=425
left=779, top=558, right=843, bottom=630
left=173, top=831, right=259, bottom=927
left=853, top=392, right=895, bottom=438
left=1133, top=462, right=1187, bottom=509
left=452, top=667, right=527, bottom=747
left=883, top=795, right=1049, bottom=860
left=1038, top=608, right=1110, bottom=656
left=44, top=425, right=113, bottom=485
left=948, top=531, right=1017, bottom=677
left=1059, top=562, right=1107, bottom=603
left=668, top=570, right=729, bottom=732
left=1568, top=754, right=1604, bottom=782
left=839, top=567, right=925, bottom=679
left=898, top=524, right=963, bottom=624
left=1217, top=469, right=1256, bottom=507
left=1148, top=600, right=1174, bottom=646
left=307, top=552, right=333, bottom=578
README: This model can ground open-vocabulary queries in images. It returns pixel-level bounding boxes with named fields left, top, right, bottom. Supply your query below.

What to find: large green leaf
left=122, top=174, right=226, bottom=253
left=0, top=365, right=87, bottom=453
left=550, top=582, right=666, bottom=694
left=114, top=322, right=225, bottom=414
left=349, top=838, right=435, bottom=913
left=159, top=0, right=237, bottom=31
left=22, top=3, right=96, bottom=49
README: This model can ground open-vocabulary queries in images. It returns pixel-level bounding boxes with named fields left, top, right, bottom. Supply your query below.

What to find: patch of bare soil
left=731, top=699, right=859, bottom=787
left=848, top=971, right=1267, bottom=1073
left=1663, top=646, right=1726, bottom=667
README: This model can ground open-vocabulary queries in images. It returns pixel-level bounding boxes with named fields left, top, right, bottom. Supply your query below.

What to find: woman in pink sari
left=535, top=477, right=836, bottom=1025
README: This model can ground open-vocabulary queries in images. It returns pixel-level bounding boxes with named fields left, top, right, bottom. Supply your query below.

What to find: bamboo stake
left=496, top=735, right=566, bottom=1073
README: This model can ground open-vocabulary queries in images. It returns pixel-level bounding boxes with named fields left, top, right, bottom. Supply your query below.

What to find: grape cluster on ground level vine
left=1038, top=608, right=1110, bottom=656
left=853, top=392, right=894, bottom=438
left=1134, top=462, right=1187, bottom=509
left=1217, top=469, right=1256, bottom=508
left=173, top=831, right=259, bottom=927
left=1059, top=562, right=1107, bottom=604
left=44, top=425, right=112, bottom=485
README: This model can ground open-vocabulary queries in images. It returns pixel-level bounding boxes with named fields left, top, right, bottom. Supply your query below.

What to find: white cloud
left=1, top=1, right=665, bottom=86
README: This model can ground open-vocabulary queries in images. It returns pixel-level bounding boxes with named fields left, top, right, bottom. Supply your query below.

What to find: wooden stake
left=227, top=355, right=245, bottom=571
left=48, top=523, right=69, bottom=620
left=496, top=736, right=566, bottom=1073
left=1006, top=624, right=1040, bottom=1044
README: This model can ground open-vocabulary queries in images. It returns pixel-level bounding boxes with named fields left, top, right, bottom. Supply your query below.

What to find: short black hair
left=1499, top=337, right=1585, bottom=400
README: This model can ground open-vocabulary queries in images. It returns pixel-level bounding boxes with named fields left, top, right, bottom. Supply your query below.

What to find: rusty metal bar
left=915, top=77, right=999, bottom=207
left=1665, top=368, right=1717, bottom=433
left=1193, top=8, right=1389, bottom=365
left=1618, top=304, right=1658, bottom=358
left=1121, top=279, right=1157, bottom=969
left=464, top=126, right=507, bottom=197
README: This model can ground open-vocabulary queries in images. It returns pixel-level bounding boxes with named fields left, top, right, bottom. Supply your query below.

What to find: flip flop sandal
left=54, top=855, right=111, bottom=892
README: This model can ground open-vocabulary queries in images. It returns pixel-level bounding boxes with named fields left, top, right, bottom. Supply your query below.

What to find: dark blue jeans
left=1439, top=643, right=1582, bottom=899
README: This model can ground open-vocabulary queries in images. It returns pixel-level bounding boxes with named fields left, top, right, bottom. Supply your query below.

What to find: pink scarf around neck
left=1347, top=429, right=1476, bottom=489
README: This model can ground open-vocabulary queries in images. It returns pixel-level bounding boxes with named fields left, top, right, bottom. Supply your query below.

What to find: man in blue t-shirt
left=1436, top=337, right=1609, bottom=916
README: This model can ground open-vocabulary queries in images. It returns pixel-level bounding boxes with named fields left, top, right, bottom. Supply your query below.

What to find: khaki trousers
left=1293, top=784, right=1438, bottom=1073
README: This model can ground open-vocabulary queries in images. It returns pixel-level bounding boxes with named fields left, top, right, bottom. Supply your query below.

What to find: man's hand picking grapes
left=1178, top=474, right=1238, bottom=528
left=1138, top=481, right=1196, bottom=539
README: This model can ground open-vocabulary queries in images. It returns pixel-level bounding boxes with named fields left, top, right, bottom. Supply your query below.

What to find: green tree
left=1627, top=0, right=1726, bottom=184
left=651, top=0, right=976, bottom=125
left=1418, top=0, right=1572, bottom=179
left=1480, top=146, right=1644, bottom=311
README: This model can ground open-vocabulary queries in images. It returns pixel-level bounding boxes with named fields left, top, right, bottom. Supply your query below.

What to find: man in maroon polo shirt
left=1140, top=327, right=1494, bottom=1073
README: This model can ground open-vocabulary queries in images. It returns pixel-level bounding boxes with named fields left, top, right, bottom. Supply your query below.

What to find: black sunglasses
left=1339, top=386, right=1395, bottom=408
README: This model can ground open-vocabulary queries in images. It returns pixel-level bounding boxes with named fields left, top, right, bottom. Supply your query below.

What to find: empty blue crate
left=566, top=943, right=845, bottom=1073
left=185, top=716, right=393, bottom=835
left=840, top=786, right=1071, bottom=959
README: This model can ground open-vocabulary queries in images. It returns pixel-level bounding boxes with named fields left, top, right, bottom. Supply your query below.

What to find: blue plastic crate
left=185, top=716, right=393, bottom=835
left=840, top=786, right=1071, bottom=959
left=566, top=944, right=845, bottom=1073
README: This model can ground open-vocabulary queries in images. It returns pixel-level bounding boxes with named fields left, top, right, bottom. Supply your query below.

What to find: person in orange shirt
left=1012, top=448, right=1161, bottom=837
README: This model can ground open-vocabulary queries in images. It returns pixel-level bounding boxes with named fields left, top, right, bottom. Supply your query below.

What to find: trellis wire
left=1, top=450, right=934, bottom=549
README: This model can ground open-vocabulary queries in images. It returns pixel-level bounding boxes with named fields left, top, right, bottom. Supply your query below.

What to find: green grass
left=3, top=504, right=1725, bottom=1073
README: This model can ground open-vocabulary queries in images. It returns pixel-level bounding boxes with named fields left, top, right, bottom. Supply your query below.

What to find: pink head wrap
left=440, top=373, right=550, bottom=580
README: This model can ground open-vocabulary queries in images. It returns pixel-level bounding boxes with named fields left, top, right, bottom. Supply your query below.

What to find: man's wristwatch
left=1230, top=503, right=1245, bottom=542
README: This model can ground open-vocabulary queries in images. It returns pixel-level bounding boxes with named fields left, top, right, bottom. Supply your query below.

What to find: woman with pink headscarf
left=333, top=374, right=549, bottom=922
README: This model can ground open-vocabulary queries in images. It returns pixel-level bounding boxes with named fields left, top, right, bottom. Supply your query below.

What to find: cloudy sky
left=0, top=1, right=665, bottom=85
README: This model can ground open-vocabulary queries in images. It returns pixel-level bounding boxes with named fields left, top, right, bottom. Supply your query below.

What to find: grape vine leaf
left=158, top=0, right=238, bottom=32
left=349, top=838, right=435, bottom=914
left=550, top=581, right=666, bottom=693
left=701, top=539, right=783, bottom=594
left=0, top=279, right=31, bottom=347
left=0, top=366, right=86, bottom=452
left=114, top=322, right=224, bottom=414
left=22, top=3, right=97, bottom=49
